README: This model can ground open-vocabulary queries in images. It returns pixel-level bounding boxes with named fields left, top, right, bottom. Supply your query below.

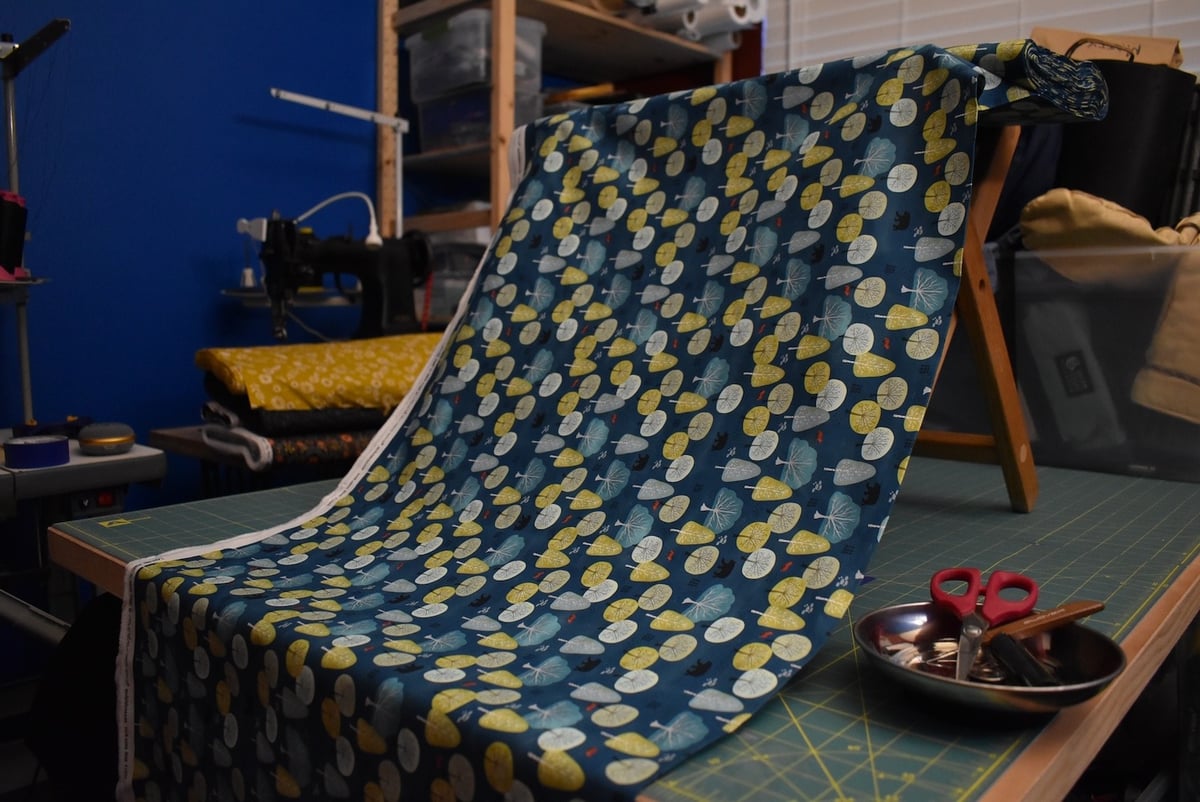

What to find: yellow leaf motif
left=485, top=742, right=515, bottom=792
left=536, top=750, right=586, bottom=792
left=320, top=646, right=357, bottom=670
left=479, top=708, right=530, bottom=733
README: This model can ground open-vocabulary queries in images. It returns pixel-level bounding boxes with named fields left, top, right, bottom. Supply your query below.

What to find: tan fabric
left=196, top=333, right=443, bottom=412
left=1019, top=188, right=1200, bottom=285
left=1019, top=188, right=1200, bottom=424
left=1131, top=260, right=1200, bottom=425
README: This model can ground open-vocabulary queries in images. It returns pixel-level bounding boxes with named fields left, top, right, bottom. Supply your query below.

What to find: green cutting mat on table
left=57, top=480, right=340, bottom=565
left=57, top=457, right=1200, bottom=801
left=644, top=459, right=1200, bottom=801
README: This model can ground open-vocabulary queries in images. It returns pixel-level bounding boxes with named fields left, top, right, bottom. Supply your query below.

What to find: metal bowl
left=853, top=601, right=1126, bottom=714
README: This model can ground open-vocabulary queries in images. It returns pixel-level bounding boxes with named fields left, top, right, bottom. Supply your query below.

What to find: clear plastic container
left=417, top=87, right=543, bottom=152
left=405, top=9, right=546, bottom=104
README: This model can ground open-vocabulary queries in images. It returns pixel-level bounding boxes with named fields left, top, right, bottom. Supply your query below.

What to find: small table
left=1, top=433, right=166, bottom=515
left=1, top=432, right=166, bottom=638
left=148, top=425, right=249, bottom=496
left=149, top=424, right=376, bottom=496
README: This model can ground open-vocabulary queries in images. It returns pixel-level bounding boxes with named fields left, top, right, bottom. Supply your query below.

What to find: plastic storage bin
left=416, top=242, right=487, bottom=325
left=1012, top=246, right=1200, bottom=483
left=405, top=9, right=546, bottom=104
left=417, top=87, right=543, bottom=152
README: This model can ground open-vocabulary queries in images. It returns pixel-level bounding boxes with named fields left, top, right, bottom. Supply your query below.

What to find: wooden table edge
left=978, top=551, right=1200, bottom=801
left=48, top=526, right=127, bottom=599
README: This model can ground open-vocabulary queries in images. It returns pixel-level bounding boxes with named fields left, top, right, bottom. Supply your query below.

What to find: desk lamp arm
left=269, top=87, right=409, bottom=237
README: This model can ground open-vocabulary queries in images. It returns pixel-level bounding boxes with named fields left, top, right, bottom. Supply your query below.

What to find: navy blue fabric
left=119, top=41, right=1105, bottom=802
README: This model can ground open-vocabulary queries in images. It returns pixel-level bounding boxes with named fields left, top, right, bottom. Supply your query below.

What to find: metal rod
left=270, top=87, right=409, bottom=236
left=16, top=296, right=33, bottom=422
left=270, top=87, right=408, bottom=133
left=4, top=75, right=18, bottom=193
left=4, top=69, right=33, bottom=421
left=5, top=53, right=29, bottom=424
left=0, top=588, right=68, bottom=645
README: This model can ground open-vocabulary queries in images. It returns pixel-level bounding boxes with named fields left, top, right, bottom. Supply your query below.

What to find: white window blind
left=763, top=0, right=1200, bottom=74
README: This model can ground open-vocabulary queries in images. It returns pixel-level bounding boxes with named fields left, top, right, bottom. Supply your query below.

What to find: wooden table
left=48, top=457, right=1200, bottom=800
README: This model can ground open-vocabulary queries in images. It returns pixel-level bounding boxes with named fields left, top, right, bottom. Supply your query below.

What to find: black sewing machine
left=259, top=216, right=430, bottom=340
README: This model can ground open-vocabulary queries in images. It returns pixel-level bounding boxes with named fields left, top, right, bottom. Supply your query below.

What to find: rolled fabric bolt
left=684, top=1, right=754, bottom=39
left=644, top=12, right=689, bottom=32
left=644, top=0, right=706, bottom=29
left=701, top=29, right=743, bottom=53
left=655, top=0, right=706, bottom=12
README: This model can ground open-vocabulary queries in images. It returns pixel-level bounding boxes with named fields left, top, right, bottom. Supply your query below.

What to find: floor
left=0, top=679, right=49, bottom=801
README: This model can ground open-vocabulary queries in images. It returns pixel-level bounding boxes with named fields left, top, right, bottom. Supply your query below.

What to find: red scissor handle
left=930, top=567, right=1039, bottom=625
left=979, top=569, right=1038, bottom=626
left=929, top=566, right=983, bottom=619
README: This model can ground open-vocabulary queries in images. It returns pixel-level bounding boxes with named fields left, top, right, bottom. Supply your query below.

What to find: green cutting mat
left=54, top=479, right=339, bottom=564
left=643, top=459, right=1200, bottom=802
left=53, top=459, right=1200, bottom=801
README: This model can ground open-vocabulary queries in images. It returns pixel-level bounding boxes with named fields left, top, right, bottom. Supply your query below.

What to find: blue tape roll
left=3, top=435, right=70, bottom=468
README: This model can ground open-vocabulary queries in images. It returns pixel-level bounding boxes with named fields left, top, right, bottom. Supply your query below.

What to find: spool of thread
left=2, top=435, right=70, bottom=469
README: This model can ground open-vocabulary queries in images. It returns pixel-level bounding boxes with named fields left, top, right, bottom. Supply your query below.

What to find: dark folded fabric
left=203, top=372, right=389, bottom=436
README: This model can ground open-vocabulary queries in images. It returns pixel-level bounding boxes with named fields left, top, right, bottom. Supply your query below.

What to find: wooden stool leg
left=916, top=126, right=1039, bottom=512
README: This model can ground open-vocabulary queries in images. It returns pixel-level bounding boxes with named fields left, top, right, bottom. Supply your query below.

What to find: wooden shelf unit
left=378, top=0, right=732, bottom=235
left=398, top=0, right=723, bottom=82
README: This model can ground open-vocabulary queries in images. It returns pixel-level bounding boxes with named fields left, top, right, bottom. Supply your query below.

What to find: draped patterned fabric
left=118, top=41, right=1104, bottom=802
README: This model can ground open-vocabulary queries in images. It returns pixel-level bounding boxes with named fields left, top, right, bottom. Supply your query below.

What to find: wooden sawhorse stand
left=917, top=125, right=1039, bottom=512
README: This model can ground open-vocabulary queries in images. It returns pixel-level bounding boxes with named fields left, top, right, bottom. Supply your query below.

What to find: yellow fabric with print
left=196, top=333, right=443, bottom=412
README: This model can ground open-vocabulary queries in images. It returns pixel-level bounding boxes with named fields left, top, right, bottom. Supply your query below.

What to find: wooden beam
left=377, top=0, right=401, bottom=237
left=490, top=0, right=517, bottom=230
left=916, top=125, right=1039, bottom=512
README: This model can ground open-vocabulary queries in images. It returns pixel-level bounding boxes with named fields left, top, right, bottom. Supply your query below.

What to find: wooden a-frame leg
left=916, top=125, right=1039, bottom=512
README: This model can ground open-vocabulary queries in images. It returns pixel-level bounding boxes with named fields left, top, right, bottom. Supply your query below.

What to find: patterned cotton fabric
left=197, top=333, right=445, bottom=411
left=119, top=42, right=1104, bottom=802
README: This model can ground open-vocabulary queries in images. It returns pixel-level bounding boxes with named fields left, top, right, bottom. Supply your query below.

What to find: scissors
left=929, top=567, right=1039, bottom=681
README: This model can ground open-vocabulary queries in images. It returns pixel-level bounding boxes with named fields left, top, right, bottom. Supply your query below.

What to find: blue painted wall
left=2, top=5, right=391, bottom=504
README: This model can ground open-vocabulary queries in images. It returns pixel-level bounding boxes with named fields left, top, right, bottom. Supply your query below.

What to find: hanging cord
left=294, top=191, right=382, bottom=248
left=285, top=308, right=339, bottom=343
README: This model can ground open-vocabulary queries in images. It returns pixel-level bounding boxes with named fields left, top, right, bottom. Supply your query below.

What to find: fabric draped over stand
left=118, top=41, right=1105, bottom=802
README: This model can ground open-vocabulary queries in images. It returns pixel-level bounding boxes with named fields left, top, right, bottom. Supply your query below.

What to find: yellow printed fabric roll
left=196, top=333, right=444, bottom=411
